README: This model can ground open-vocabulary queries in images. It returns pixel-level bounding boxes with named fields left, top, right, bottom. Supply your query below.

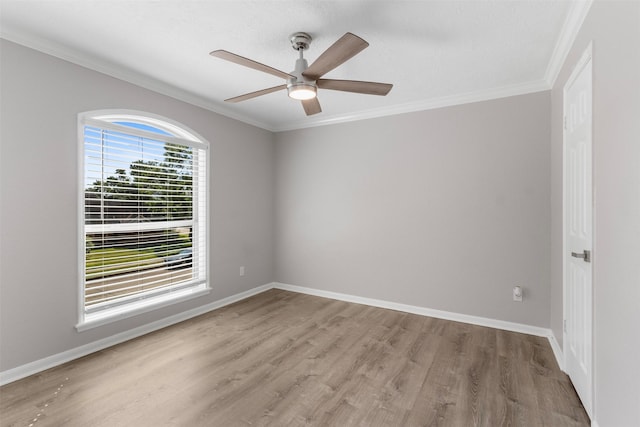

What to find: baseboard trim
left=547, top=332, right=565, bottom=372
left=0, top=283, right=274, bottom=386
left=276, top=283, right=570, bottom=371
left=274, top=282, right=552, bottom=337
left=276, top=281, right=572, bottom=375
left=2, top=281, right=565, bottom=387
left=275, top=283, right=565, bottom=369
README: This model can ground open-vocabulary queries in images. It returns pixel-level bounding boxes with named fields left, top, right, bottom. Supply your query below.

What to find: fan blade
left=302, top=97, right=322, bottom=116
left=302, top=33, right=369, bottom=80
left=210, top=50, right=294, bottom=80
left=317, top=79, right=393, bottom=96
left=224, top=84, right=287, bottom=103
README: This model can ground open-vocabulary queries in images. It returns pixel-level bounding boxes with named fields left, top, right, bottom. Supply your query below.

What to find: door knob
left=571, top=249, right=591, bottom=263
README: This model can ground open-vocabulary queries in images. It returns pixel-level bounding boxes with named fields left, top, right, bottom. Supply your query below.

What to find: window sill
left=76, top=284, right=210, bottom=332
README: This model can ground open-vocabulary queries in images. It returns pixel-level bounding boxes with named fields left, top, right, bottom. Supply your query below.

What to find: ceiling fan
left=210, top=32, right=393, bottom=116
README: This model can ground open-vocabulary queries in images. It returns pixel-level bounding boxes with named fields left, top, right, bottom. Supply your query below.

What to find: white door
left=563, top=45, right=593, bottom=418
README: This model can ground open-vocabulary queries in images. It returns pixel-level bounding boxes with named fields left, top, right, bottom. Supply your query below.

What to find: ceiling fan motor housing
left=289, top=57, right=315, bottom=83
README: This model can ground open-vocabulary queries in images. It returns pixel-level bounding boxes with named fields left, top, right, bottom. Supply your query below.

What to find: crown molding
left=2, top=0, right=591, bottom=133
left=544, top=0, right=594, bottom=87
left=0, top=28, right=275, bottom=132
left=275, top=0, right=593, bottom=133
left=273, top=79, right=550, bottom=132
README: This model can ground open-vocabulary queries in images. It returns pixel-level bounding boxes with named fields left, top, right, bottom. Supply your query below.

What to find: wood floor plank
left=0, top=290, right=589, bottom=427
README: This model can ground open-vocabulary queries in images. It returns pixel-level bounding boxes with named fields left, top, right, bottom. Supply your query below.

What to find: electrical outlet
left=239, top=266, right=245, bottom=277
left=513, top=286, right=523, bottom=302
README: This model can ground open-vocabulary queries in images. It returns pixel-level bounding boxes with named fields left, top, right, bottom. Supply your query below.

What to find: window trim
left=76, top=110, right=210, bottom=331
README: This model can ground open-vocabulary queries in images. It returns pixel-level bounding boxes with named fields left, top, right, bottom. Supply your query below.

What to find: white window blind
left=81, top=115, right=208, bottom=319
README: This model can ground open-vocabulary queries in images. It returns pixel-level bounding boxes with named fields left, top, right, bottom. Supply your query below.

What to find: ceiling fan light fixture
left=287, top=83, right=317, bottom=100
left=212, top=32, right=392, bottom=116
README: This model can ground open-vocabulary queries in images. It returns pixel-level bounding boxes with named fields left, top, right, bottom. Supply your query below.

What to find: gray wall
left=550, top=1, right=640, bottom=425
left=275, top=92, right=551, bottom=327
left=0, top=40, right=275, bottom=371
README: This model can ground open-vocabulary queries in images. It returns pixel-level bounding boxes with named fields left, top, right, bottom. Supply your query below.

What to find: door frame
left=562, top=41, right=594, bottom=418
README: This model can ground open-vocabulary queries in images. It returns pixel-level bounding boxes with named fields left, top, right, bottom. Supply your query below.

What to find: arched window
left=78, top=110, right=209, bottom=330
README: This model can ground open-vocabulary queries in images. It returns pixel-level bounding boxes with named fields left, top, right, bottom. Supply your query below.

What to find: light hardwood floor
left=0, top=289, right=589, bottom=426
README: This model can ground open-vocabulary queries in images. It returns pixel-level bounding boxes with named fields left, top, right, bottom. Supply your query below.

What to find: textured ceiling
left=1, top=1, right=581, bottom=131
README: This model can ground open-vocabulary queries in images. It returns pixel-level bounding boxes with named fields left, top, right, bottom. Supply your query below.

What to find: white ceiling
left=0, top=1, right=589, bottom=131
